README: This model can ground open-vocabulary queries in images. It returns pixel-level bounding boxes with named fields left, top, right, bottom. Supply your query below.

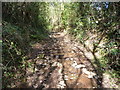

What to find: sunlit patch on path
left=19, top=31, right=98, bottom=88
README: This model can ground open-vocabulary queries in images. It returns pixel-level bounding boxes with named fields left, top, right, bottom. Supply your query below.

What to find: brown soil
left=15, top=31, right=118, bottom=89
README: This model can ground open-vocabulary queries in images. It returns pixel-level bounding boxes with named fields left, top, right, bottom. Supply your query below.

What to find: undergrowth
left=2, top=21, right=49, bottom=88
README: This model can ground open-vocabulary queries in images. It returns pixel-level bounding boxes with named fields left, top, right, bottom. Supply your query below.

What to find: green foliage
left=2, top=22, right=27, bottom=87
left=2, top=2, right=49, bottom=29
left=61, top=2, right=120, bottom=79
left=2, top=2, right=50, bottom=88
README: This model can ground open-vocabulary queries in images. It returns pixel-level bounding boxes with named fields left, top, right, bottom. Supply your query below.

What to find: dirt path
left=17, top=31, right=118, bottom=89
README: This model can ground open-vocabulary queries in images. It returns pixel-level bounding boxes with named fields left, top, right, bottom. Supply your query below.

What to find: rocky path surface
left=19, top=31, right=118, bottom=89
